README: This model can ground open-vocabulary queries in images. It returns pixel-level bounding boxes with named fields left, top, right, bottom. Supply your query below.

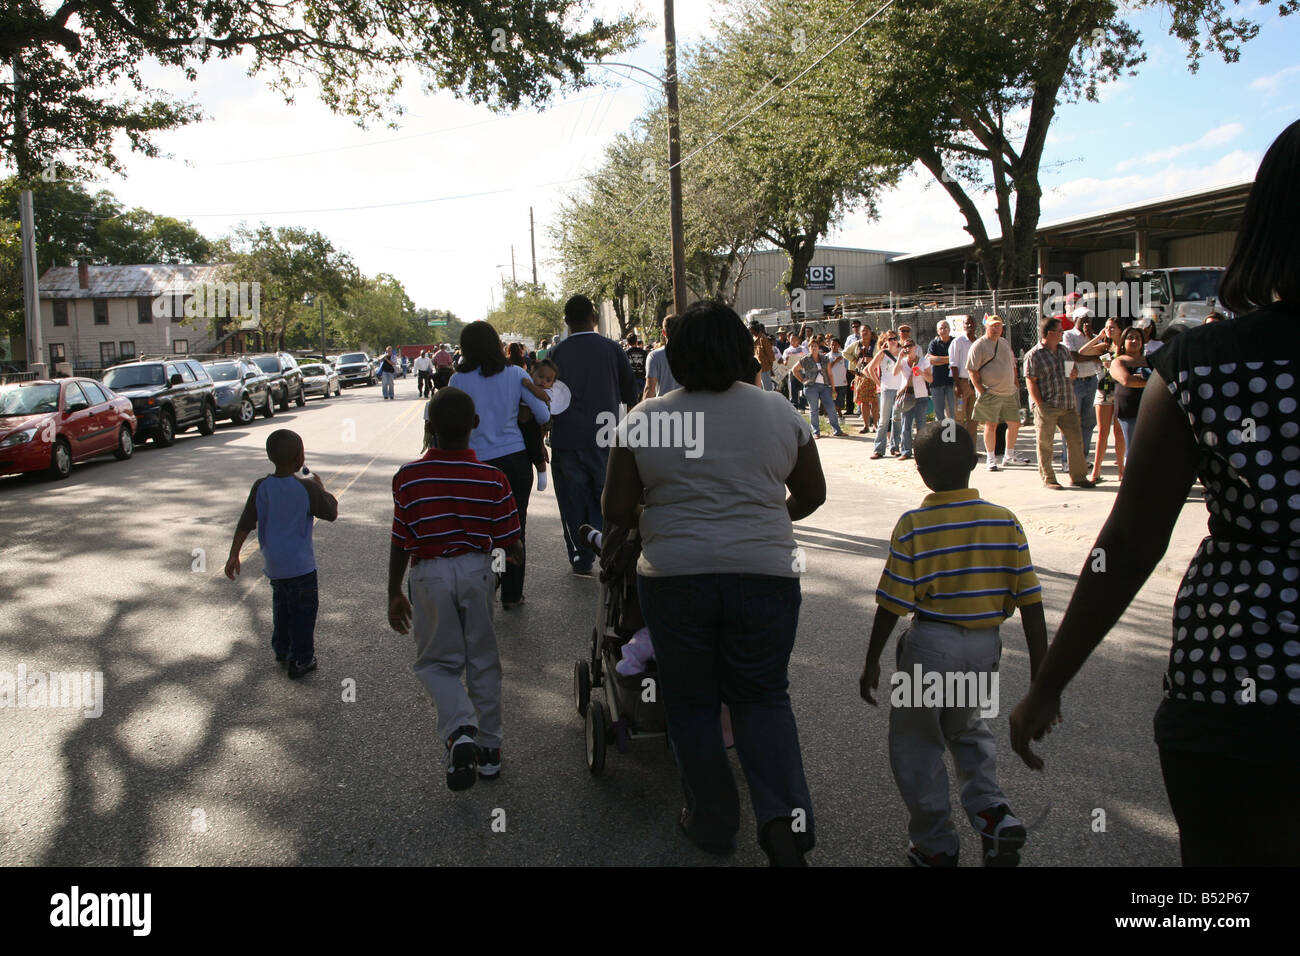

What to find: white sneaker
left=987, top=456, right=1000, bottom=472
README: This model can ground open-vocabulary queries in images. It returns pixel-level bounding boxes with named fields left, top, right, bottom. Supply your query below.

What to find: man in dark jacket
left=549, top=295, right=638, bottom=574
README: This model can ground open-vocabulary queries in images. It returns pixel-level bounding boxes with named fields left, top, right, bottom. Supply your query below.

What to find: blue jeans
left=930, top=383, right=955, bottom=423
left=1119, top=416, right=1137, bottom=462
left=270, top=570, right=318, bottom=664
left=760, top=370, right=773, bottom=391
left=875, top=388, right=899, bottom=454
left=804, top=383, right=840, bottom=434
left=1061, top=377, right=1099, bottom=468
left=893, top=395, right=921, bottom=455
left=637, top=573, right=815, bottom=854
left=381, top=371, right=395, bottom=398
left=551, top=446, right=609, bottom=569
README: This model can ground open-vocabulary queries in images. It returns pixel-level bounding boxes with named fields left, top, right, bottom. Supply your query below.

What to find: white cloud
left=1250, top=64, right=1300, bottom=96
left=1114, top=122, right=1243, bottom=171
left=1041, top=150, right=1259, bottom=218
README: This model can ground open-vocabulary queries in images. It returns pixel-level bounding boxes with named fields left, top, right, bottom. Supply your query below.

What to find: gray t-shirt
left=621, top=382, right=812, bottom=578
left=646, top=346, right=679, bottom=395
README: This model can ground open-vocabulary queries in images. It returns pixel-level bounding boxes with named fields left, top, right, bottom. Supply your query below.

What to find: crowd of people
left=224, top=119, right=1299, bottom=868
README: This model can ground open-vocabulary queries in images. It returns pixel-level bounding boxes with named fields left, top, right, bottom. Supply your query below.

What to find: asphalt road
left=0, top=375, right=1209, bottom=866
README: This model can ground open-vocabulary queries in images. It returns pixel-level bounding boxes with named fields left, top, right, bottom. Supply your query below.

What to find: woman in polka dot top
left=1009, top=118, right=1300, bottom=866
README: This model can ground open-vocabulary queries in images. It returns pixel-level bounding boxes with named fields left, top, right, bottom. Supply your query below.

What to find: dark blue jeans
left=270, top=570, right=318, bottom=664
left=486, top=450, right=532, bottom=604
left=637, top=573, right=815, bottom=853
left=551, top=446, right=609, bottom=569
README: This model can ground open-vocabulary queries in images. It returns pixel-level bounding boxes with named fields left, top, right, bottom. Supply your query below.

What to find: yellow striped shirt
left=875, top=488, right=1042, bottom=627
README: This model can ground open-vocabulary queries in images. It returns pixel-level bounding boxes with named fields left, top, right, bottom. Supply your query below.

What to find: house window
left=100, top=341, right=117, bottom=365
left=53, top=301, right=69, bottom=326
left=172, top=295, right=190, bottom=323
left=119, top=341, right=136, bottom=360
left=173, top=340, right=189, bottom=354
left=93, top=299, right=109, bottom=325
left=49, top=343, right=66, bottom=363
left=137, top=298, right=153, bottom=324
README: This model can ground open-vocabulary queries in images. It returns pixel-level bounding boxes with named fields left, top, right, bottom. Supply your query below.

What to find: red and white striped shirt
left=391, top=448, right=521, bottom=562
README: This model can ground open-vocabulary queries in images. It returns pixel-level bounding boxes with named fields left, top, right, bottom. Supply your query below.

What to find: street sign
left=428, top=319, right=449, bottom=326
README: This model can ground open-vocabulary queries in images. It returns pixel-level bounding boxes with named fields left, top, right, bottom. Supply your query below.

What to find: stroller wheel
left=585, top=700, right=607, bottom=776
left=574, top=660, right=591, bottom=718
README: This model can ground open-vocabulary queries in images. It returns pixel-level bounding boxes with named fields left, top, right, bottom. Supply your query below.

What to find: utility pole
left=529, top=208, right=538, bottom=289
left=319, top=298, right=326, bottom=359
left=663, top=0, right=687, bottom=316
left=11, top=55, right=47, bottom=376
left=511, top=244, right=517, bottom=285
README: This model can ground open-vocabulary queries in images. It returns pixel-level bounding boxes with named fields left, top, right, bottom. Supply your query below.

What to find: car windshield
left=339, top=353, right=367, bottom=364
left=1170, top=270, right=1222, bottom=302
left=300, top=365, right=326, bottom=376
left=0, top=383, right=61, bottom=416
left=252, top=356, right=280, bottom=373
left=103, top=365, right=165, bottom=389
left=206, top=363, right=240, bottom=382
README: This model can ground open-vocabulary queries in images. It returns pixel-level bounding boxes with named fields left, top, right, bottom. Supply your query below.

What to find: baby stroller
left=572, top=523, right=668, bottom=775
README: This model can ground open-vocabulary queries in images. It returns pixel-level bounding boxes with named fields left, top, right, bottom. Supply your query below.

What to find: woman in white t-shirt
left=603, top=300, right=827, bottom=866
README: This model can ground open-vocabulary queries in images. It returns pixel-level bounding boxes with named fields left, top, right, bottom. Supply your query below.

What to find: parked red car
left=0, top=378, right=137, bottom=479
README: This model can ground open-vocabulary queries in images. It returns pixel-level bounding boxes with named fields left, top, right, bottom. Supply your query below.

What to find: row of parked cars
left=0, top=351, right=352, bottom=480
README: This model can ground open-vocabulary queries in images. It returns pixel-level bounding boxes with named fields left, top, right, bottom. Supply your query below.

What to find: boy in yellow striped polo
left=859, top=422, right=1053, bottom=867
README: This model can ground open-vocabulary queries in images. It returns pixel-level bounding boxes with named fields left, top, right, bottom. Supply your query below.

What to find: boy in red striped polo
left=386, top=388, right=523, bottom=791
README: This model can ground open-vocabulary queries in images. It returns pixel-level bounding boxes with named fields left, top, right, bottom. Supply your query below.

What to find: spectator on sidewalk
left=752, top=320, right=776, bottom=391
left=792, top=338, right=846, bottom=438
left=869, top=329, right=903, bottom=459
left=927, top=319, right=956, bottom=424
left=890, top=339, right=932, bottom=460
left=1090, top=318, right=1126, bottom=483
left=1024, top=316, right=1094, bottom=490
left=550, top=294, right=638, bottom=575
left=967, top=315, right=1024, bottom=471
left=828, top=338, right=851, bottom=415
left=782, top=334, right=809, bottom=410
left=1060, top=310, right=1109, bottom=470
left=949, top=315, right=980, bottom=445
left=1111, top=327, right=1153, bottom=462
left=625, top=333, right=648, bottom=399
left=852, top=327, right=878, bottom=433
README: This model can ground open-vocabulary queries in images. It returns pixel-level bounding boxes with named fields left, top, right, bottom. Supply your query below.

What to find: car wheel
left=278, top=386, right=289, bottom=411
left=197, top=402, right=217, bottom=436
left=236, top=396, right=256, bottom=425
left=113, top=426, right=134, bottom=461
left=48, top=438, right=72, bottom=480
left=155, top=410, right=176, bottom=446
left=295, top=386, right=306, bottom=407
left=261, top=392, right=275, bottom=418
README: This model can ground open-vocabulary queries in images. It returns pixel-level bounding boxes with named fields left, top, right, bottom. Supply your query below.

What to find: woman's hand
left=1009, top=686, right=1064, bottom=770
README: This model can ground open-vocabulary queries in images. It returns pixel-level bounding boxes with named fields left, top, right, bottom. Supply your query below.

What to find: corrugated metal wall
left=733, top=247, right=897, bottom=314
left=1165, top=231, right=1237, bottom=266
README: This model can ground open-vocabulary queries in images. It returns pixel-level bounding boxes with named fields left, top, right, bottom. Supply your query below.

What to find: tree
left=411, top=307, right=467, bottom=346
left=484, top=281, right=565, bottom=343
left=330, top=273, right=416, bottom=352
left=1, top=1, right=639, bottom=180
left=221, top=224, right=358, bottom=350
left=719, top=0, right=1294, bottom=289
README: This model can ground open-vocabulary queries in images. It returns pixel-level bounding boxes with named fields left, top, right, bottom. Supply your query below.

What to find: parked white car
left=299, top=362, right=341, bottom=399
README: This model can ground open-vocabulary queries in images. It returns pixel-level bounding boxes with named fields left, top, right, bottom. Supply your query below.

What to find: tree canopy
left=1, top=0, right=639, bottom=180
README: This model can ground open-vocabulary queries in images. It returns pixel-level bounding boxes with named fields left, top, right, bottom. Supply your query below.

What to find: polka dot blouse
left=1153, top=307, right=1300, bottom=710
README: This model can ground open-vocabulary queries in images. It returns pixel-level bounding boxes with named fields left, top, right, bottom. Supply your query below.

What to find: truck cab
left=1133, top=267, right=1225, bottom=340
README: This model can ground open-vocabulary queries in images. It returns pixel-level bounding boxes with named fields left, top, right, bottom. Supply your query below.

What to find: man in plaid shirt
left=1023, top=316, right=1095, bottom=490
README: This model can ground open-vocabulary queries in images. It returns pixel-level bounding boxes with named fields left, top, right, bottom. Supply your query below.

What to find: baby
left=519, top=359, right=557, bottom=491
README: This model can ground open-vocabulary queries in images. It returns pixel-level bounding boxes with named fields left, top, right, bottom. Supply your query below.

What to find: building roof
left=749, top=244, right=905, bottom=258
left=38, top=263, right=232, bottom=299
left=887, top=179, right=1253, bottom=264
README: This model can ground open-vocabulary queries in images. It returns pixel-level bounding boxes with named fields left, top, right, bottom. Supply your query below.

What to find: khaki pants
left=954, top=378, right=978, bottom=443
left=1033, top=404, right=1086, bottom=485
left=409, top=551, right=502, bottom=747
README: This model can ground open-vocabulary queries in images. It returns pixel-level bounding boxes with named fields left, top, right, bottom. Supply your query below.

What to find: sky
left=74, top=0, right=1300, bottom=321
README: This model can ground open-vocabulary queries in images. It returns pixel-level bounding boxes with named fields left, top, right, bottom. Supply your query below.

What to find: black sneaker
left=275, top=654, right=288, bottom=667
left=476, top=746, right=501, bottom=780
left=759, top=817, right=808, bottom=867
left=286, top=657, right=317, bottom=679
left=975, top=804, right=1027, bottom=867
left=446, top=726, right=478, bottom=792
left=906, top=844, right=959, bottom=867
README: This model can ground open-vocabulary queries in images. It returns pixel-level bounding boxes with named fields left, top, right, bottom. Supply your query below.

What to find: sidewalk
left=802, top=408, right=1207, bottom=584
